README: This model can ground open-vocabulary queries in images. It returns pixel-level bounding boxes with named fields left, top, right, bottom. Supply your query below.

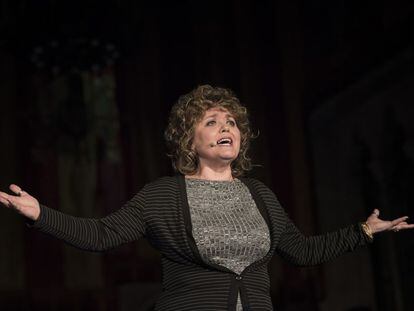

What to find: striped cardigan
left=33, top=175, right=371, bottom=310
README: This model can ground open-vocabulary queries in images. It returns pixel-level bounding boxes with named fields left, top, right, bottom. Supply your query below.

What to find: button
left=235, top=276, right=242, bottom=280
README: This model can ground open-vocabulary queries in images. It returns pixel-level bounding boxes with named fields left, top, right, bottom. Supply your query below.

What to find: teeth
left=217, top=138, right=232, bottom=145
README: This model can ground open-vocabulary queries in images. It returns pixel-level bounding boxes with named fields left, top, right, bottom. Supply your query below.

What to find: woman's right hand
left=0, top=184, right=40, bottom=221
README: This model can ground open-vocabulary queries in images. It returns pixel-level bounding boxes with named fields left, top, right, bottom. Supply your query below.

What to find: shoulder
left=127, top=176, right=180, bottom=206
left=240, top=177, right=283, bottom=206
left=144, top=176, right=179, bottom=191
left=240, top=177, right=273, bottom=194
left=140, top=175, right=181, bottom=196
left=241, top=178, right=287, bottom=231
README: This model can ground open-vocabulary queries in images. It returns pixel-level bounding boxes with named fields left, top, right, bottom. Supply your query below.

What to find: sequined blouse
left=186, top=178, right=271, bottom=310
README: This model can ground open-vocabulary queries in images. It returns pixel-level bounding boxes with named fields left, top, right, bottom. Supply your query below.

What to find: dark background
left=0, top=1, right=413, bottom=310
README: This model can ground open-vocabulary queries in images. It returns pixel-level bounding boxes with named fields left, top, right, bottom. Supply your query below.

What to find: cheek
left=197, top=132, right=210, bottom=146
left=235, top=131, right=242, bottom=148
left=193, top=130, right=210, bottom=150
left=200, top=129, right=216, bottom=144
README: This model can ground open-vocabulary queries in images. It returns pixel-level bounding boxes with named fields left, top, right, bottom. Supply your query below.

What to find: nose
left=220, top=124, right=230, bottom=132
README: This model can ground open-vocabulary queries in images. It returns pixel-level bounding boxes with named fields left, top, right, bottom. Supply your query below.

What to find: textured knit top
left=186, top=178, right=270, bottom=274
left=31, top=175, right=372, bottom=310
left=186, top=178, right=271, bottom=310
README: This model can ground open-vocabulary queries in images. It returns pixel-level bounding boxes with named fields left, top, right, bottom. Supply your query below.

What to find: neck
left=186, top=162, right=234, bottom=181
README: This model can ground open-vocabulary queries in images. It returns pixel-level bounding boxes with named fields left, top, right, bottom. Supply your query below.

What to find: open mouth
left=216, top=137, right=233, bottom=146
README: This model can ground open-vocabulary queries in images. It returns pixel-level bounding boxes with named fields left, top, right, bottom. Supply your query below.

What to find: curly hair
left=164, top=85, right=254, bottom=177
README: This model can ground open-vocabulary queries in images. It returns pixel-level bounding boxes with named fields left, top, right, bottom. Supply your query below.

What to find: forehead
left=202, top=107, right=233, bottom=117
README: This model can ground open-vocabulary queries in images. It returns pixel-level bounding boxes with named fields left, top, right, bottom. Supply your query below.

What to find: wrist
left=361, top=222, right=374, bottom=240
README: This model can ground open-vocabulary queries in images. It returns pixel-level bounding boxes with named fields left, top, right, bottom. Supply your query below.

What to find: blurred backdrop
left=0, top=1, right=413, bottom=310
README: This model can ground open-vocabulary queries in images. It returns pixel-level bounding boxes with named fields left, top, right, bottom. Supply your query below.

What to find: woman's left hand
left=366, top=209, right=414, bottom=234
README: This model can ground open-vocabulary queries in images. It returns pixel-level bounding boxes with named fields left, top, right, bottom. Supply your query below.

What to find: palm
left=0, top=184, right=40, bottom=220
left=366, top=209, right=414, bottom=234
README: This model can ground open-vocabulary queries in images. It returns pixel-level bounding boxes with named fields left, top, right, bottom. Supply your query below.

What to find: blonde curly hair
left=164, top=85, right=254, bottom=177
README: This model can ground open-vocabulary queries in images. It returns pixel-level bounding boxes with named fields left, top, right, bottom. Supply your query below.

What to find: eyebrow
left=204, top=113, right=235, bottom=119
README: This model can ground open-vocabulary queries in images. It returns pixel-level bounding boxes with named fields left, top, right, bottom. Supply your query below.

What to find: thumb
left=371, top=209, right=380, bottom=217
left=9, top=184, right=25, bottom=196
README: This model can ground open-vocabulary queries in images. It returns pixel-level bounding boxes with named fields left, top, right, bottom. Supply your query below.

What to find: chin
left=219, top=153, right=238, bottom=162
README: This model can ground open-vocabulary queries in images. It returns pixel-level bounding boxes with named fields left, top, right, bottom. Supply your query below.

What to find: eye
left=206, top=120, right=216, bottom=126
left=227, top=119, right=236, bottom=126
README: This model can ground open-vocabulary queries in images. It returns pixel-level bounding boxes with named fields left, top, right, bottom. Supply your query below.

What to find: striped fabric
left=32, top=175, right=371, bottom=310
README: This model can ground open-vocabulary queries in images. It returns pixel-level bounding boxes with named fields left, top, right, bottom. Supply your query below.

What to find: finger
left=0, top=195, right=11, bottom=207
left=391, top=222, right=406, bottom=231
left=391, top=222, right=414, bottom=232
left=0, top=193, right=24, bottom=212
left=0, top=191, right=19, bottom=202
left=9, top=184, right=24, bottom=196
left=0, top=191, right=11, bottom=201
left=390, top=216, right=409, bottom=226
left=398, top=224, right=414, bottom=230
left=5, top=196, right=23, bottom=212
left=1, top=191, right=27, bottom=210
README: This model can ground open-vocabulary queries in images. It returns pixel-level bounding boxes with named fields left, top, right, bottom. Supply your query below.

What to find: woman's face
left=192, top=107, right=241, bottom=168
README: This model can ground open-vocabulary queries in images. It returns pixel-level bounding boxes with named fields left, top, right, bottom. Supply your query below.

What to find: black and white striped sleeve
left=275, top=213, right=372, bottom=266
left=30, top=187, right=147, bottom=252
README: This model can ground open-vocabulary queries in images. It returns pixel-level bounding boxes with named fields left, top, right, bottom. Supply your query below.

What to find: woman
left=1, top=85, right=413, bottom=310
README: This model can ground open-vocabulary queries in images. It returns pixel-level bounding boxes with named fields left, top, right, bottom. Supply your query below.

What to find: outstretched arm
left=0, top=184, right=146, bottom=252
left=276, top=209, right=413, bottom=267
